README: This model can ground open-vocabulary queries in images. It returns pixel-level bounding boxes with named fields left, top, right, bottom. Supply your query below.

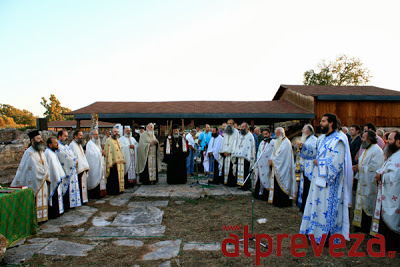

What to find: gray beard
left=92, top=137, right=101, bottom=148
left=275, top=136, right=283, bottom=150
left=33, top=141, right=46, bottom=152
left=225, top=125, right=234, bottom=135
left=361, top=141, right=369, bottom=149
left=112, top=134, right=119, bottom=140
left=300, top=133, right=308, bottom=143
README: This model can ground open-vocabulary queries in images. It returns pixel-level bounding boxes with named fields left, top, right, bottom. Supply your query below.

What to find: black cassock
left=163, top=135, right=189, bottom=184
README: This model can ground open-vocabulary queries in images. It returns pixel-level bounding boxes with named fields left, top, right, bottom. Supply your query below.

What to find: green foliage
left=0, top=104, right=37, bottom=128
left=304, top=54, right=372, bottom=86
left=40, top=94, right=72, bottom=122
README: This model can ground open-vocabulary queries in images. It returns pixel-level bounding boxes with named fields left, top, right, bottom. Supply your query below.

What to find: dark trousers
left=254, top=178, right=269, bottom=201
left=272, top=177, right=292, bottom=207
left=300, top=176, right=311, bottom=213
left=378, top=217, right=400, bottom=252
left=48, top=189, right=62, bottom=219
left=221, top=158, right=237, bottom=187
left=238, top=160, right=251, bottom=190
left=107, top=165, right=120, bottom=195
left=88, top=184, right=101, bottom=199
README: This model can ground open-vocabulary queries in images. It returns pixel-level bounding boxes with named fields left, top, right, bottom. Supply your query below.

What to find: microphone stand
left=238, top=139, right=273, bottom=248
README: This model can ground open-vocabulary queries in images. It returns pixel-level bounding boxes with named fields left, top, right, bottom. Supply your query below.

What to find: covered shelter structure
left=273, top=85, right=400, bottom=128
left=67, top=100, right=314, bottom=135
left=47, top=120, right=115, bottom=132
left=67, top=84, right=400, bottom=135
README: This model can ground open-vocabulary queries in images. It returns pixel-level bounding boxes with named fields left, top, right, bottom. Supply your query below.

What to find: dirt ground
left=1, top=163, right=399, bottom=266
left=12, top=194, right=399, bottom=267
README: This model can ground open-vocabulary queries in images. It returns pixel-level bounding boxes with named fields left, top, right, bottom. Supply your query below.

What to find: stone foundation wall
left=0, top=128, right=105, bottom=164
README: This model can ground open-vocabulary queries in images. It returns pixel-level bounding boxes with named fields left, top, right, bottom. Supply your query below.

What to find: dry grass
left=13, top=195, right=400, bottom=266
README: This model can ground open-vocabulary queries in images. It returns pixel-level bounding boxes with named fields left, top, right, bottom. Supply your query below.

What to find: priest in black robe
left=163, top=125, right=189, bottom=184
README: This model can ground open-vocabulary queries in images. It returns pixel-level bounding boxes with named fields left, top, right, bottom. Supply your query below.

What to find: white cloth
left=371, top=149, right=400, bottom=235
left=219, top=129, right=239, bottom=155
left=85, top=140, right=104, bottom=190
left=232, top=132, right=256, bottom=164
left=44, top=148, right=65, bottom=208
left=218, top=129, right=239, bottom=183
left=353, top=144, right=384, bottom=227
left=11, top=147, right=49, bottom=195
left=69, top=140, right=89, bottom=203
left=300, top=131, right=352, bottom=243
left=270, top=137, right=297, bottom=199
left=255, top=139, right=275, bottom=191
left=232, top=132, right=256, bottom=185
left=185, top=133, right=195, bottom=147
left=338, top=131, right=354, bottom=207
left=299, top=135, right=318, bottom=180
left=56, top=141, right=81, bottom=208
left=297, top=135, right=318, bottom=208
left=137, top=131, right=158, bottom=174
left=119, top=136, right=138, bottom=175
left=36, top=181, right=48, bottom=222
left=205, top=135, right=223, bottom=174
left=206, top=135, right=223, bottom=162
left=69, top=140, right=90, bottom=174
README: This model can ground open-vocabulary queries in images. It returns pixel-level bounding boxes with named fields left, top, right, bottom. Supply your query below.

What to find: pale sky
left=1, top=0, right=399, bottom=116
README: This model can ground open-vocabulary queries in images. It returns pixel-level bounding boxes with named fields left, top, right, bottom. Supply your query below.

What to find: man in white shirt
left=186, top=129, right=196, bottom=176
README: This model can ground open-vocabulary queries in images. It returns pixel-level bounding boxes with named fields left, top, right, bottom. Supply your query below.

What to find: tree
left=0, top=104, right=37, bottom=127
left=303, top=54, right=372, bottom=86
left=40, top=94, right=73, bottom=122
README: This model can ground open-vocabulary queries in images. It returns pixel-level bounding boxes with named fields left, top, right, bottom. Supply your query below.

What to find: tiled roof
left=47, top=120, right=114, bottom=128
left=68, top=100, right=312, bottom=115
left=273, top=85, right=400, bottom=100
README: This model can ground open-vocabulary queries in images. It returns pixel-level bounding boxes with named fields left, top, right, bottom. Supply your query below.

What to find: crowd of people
left=10, top=113, right=400, bottom=252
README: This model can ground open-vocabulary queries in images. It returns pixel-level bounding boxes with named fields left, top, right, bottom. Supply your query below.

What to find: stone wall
left=0, top=128, right=107, bottom=164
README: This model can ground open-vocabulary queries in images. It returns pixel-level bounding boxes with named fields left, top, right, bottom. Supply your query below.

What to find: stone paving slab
left=127, top=200, right=169, bottom=208
left=3, top=244, right=47, bottom=264
left=182, top=242, right=255, bottom=253
left=159, top=260, right=171, bottom=267
left=112, top=239, right=144, bottom=247
left=183, top=242, right=221, bottom=251
left=92, top=212, right=118, bottom=226
left=40, top=205, right=98, bottom=233
left=109, top=197, right=131, bottom=206
left=27, top=238, right=58, bottom=244
left=142, top=240, right=181, bottom=260
left=38, top=240, right=95, bottom=256
left=132, top=174, right=251, bottom=198
left=84, top=225, right=166, bottom=238
left=133, top=185, right=172, bottom=197
left=112, top=206, right=164, bottom=226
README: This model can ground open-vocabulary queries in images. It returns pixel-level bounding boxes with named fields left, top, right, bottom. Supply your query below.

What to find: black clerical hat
left=172, top=124, right=180, bottom=130
left=28, top=130, right=40, bottom=140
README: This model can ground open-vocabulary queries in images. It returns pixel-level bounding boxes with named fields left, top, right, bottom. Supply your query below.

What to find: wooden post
left=166, top=120, right=169, bottom=135
left=76, top=119, right=81, bottom=130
